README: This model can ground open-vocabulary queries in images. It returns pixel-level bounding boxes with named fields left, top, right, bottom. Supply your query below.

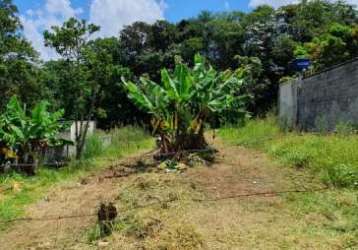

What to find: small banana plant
left=122, top=54, right=249, bottom=155
left=0, top=96, right=70, bottom=169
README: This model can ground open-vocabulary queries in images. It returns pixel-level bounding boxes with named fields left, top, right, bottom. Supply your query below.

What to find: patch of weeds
left=86, top=224, right=102, bottom=242
left=283, top=151, right=311, bottom=169
left=336, top=122, right=357, bottom=136
left=323, top=164, right=358, bottom=188
left=82, top=133, right=105, bottom=159
left=269, top=143, right=312, bottom=169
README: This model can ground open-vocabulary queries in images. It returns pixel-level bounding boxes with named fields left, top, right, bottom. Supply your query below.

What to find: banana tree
left=122, top=54, right=248, bottom=155
left=0, top=97, right=69, bottom=171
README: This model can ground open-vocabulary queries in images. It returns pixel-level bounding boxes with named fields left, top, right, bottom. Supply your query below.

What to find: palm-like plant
left=123, top=54, right=248, bottom=155
left=0, top=97, right=69, bottom=166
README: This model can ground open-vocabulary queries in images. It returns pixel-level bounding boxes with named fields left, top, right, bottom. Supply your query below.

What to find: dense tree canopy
left=0, top=0, right=45, bottom=109
left=0, top=0, right=357, bottom=128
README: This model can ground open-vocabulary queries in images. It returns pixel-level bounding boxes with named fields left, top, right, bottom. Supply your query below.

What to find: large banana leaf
left=122, top=54, right=249, bottom=152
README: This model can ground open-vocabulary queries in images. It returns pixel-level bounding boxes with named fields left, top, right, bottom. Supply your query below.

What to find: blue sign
left=292, top=58, right=311, bottom=71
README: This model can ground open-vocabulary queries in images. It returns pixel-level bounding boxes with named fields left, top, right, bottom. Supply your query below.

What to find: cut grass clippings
left=0, top=126, right=154, bottom=230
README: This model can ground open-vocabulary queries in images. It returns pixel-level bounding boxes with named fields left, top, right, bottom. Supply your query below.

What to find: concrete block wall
left=279, top=58, right=358, bottom=131
left=279, top=79, right=298, bottom=129
left=58, top=121, right=96, bottom=158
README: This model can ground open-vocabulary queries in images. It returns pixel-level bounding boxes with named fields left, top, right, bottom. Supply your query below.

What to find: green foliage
left=123, top=54, right=248, bottom=153
left=298, top=22, right=357, bottom=69
left=44, top=18, right=100, bottom=60
left=0, top=96, right=68, bottom=175
left=44, top=18, right=101, bottom=159
left=220, top=116, right=358, bottom=188
left=219, top=116, right=279, bottom=147
left=0, top=96, right=67, bottom=157
left=82, top=133, right=105, bottom=160
left=0, top=0, right=45, bottom=109
left=325, top=164, right=357, bottom=188
left=2, top=0, right=358, bottom=128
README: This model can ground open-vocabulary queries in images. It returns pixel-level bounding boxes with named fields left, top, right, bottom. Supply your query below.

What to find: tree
left=123, top=54, right=248, bottom=156
left=0, top=0, right=44, bottom=109
left=83, top=38, right=138, bottom=127
left=302, top=22, right=358, bottom=69
left=44, top=18, right=100, bottom=159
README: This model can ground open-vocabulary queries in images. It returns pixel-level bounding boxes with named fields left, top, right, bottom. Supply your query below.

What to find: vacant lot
left=0, top=126, right=356, bottom=249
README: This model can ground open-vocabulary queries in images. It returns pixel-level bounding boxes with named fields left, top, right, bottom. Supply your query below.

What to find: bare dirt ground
left=0, top=138, right=352, bottom=250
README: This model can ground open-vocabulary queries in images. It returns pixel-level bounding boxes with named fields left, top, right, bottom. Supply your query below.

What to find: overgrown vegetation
left=2, top=0, right=357, bottom=125
left=219, top=116, right=358, bottom=188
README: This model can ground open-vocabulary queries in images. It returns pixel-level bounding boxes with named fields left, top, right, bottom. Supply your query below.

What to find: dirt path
left=0, top=151, right=154, bottom=250
left=0, top=138, right=345, bottom=250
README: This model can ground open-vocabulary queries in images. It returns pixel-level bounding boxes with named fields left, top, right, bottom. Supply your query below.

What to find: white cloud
left=21, top=0, right=166, bottom=60
left=249, top=0, right=358, bottom=9
left=249, top=0, right=299, bottom=9
left=20, top=0, right=82, bottom=60
left=89, top=0, right=166, bottom=38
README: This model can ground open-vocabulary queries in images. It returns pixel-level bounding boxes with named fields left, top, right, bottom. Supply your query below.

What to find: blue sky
left=13, top=0, right=357, bottom=59
left=15, top=0, right=252, bottom=23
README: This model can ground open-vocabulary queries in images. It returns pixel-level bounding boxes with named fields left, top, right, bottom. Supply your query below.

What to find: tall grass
left=0, top=126, right=154, bottom=229
left=219, top=117, right=358, bottom=188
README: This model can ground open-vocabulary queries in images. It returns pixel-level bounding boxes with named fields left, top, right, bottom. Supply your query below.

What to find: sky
left=13, top=0, right=358, bottom=60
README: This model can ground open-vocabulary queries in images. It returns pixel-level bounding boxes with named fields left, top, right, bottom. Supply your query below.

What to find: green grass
left=219, top=116, right=358, bottom=188
left=220, top=117, right=358, bottom=248
left=0, top=126, right=154, bottom=230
